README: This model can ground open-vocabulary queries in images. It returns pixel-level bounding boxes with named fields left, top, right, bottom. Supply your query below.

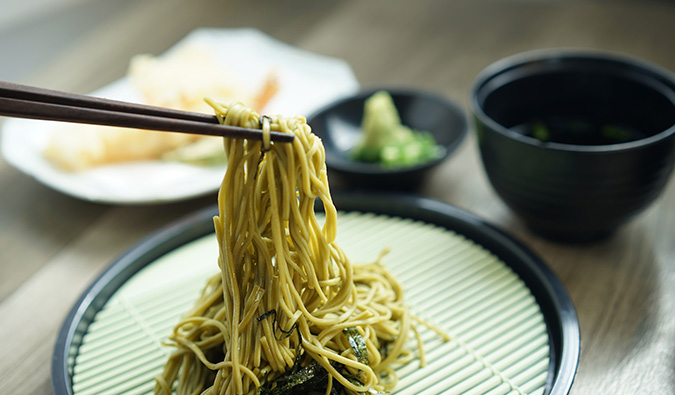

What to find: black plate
left=52, top=192, right=579, bottom=394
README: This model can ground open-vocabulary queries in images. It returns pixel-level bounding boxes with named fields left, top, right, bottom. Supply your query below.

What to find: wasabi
left=351, top=91, right=442, bottom=167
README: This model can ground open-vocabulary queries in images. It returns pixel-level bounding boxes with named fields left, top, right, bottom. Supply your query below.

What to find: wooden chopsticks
left=0, top=81, right=294, bottom=143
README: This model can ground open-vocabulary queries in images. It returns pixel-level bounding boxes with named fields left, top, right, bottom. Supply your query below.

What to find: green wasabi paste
left=351, top=91, right=441, bottom=167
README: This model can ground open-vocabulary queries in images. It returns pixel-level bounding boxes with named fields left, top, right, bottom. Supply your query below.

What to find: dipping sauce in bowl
left=471, top=49, right=675, bottom=242
left=513, top=117, right=647, bottom=145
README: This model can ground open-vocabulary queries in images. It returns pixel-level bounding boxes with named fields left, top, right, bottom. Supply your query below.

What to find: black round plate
left=52, top=192, right=579, bottom=395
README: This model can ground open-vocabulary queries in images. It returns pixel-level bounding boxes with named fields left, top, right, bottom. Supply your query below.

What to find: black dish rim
left=52, top=192, right=580, bottom=395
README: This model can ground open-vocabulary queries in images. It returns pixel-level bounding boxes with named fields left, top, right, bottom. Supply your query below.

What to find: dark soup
left=512, top=117, right=647, bottom=145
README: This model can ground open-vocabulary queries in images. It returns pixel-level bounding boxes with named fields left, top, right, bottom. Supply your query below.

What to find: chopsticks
left=0, top=81, right=294, bottom=143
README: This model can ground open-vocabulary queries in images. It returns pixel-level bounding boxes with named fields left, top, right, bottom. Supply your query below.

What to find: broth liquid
left=512, top=117, right=646, bottom=145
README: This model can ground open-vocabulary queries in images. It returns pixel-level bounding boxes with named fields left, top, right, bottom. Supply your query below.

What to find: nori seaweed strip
left=257, top=309, right=299, bottom=341
left=256, top=310, right=327, bottom=394
left=254, top=328, right=356, bottom=394
left=255, top=314, right=387, bottom=394
left=258, top=360, right=330, bottom=395
left=342, top=328, right=368, bottom=366
left=379, top=343, right=389, bottom=360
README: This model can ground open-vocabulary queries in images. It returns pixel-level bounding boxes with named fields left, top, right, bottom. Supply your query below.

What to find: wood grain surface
left=1, top=1, right=674, bottom=394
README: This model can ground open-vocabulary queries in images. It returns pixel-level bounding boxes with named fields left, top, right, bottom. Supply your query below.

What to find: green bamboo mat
left=71, top=212, right=550, bottom=395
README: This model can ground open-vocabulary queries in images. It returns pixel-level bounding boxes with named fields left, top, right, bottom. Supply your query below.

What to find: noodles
left=154, top=100, right=427, bottom=395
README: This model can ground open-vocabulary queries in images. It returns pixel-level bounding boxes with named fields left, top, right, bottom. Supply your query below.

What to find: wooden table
left=1, top=0, right=673, bottom=393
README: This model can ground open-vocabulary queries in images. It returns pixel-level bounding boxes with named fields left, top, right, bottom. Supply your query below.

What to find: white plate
left=0, top=28, right=359, bottom=204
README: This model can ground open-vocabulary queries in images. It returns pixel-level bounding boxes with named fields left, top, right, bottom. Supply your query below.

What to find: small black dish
left=471, top=50, right=675, bottom=242
left=307, top=88, right=467, bottom=190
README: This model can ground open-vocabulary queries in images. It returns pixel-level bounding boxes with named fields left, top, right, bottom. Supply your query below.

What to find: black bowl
left=307, top=88, right=467, bottom=190
left=472, top=50, right=675, bottom=242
